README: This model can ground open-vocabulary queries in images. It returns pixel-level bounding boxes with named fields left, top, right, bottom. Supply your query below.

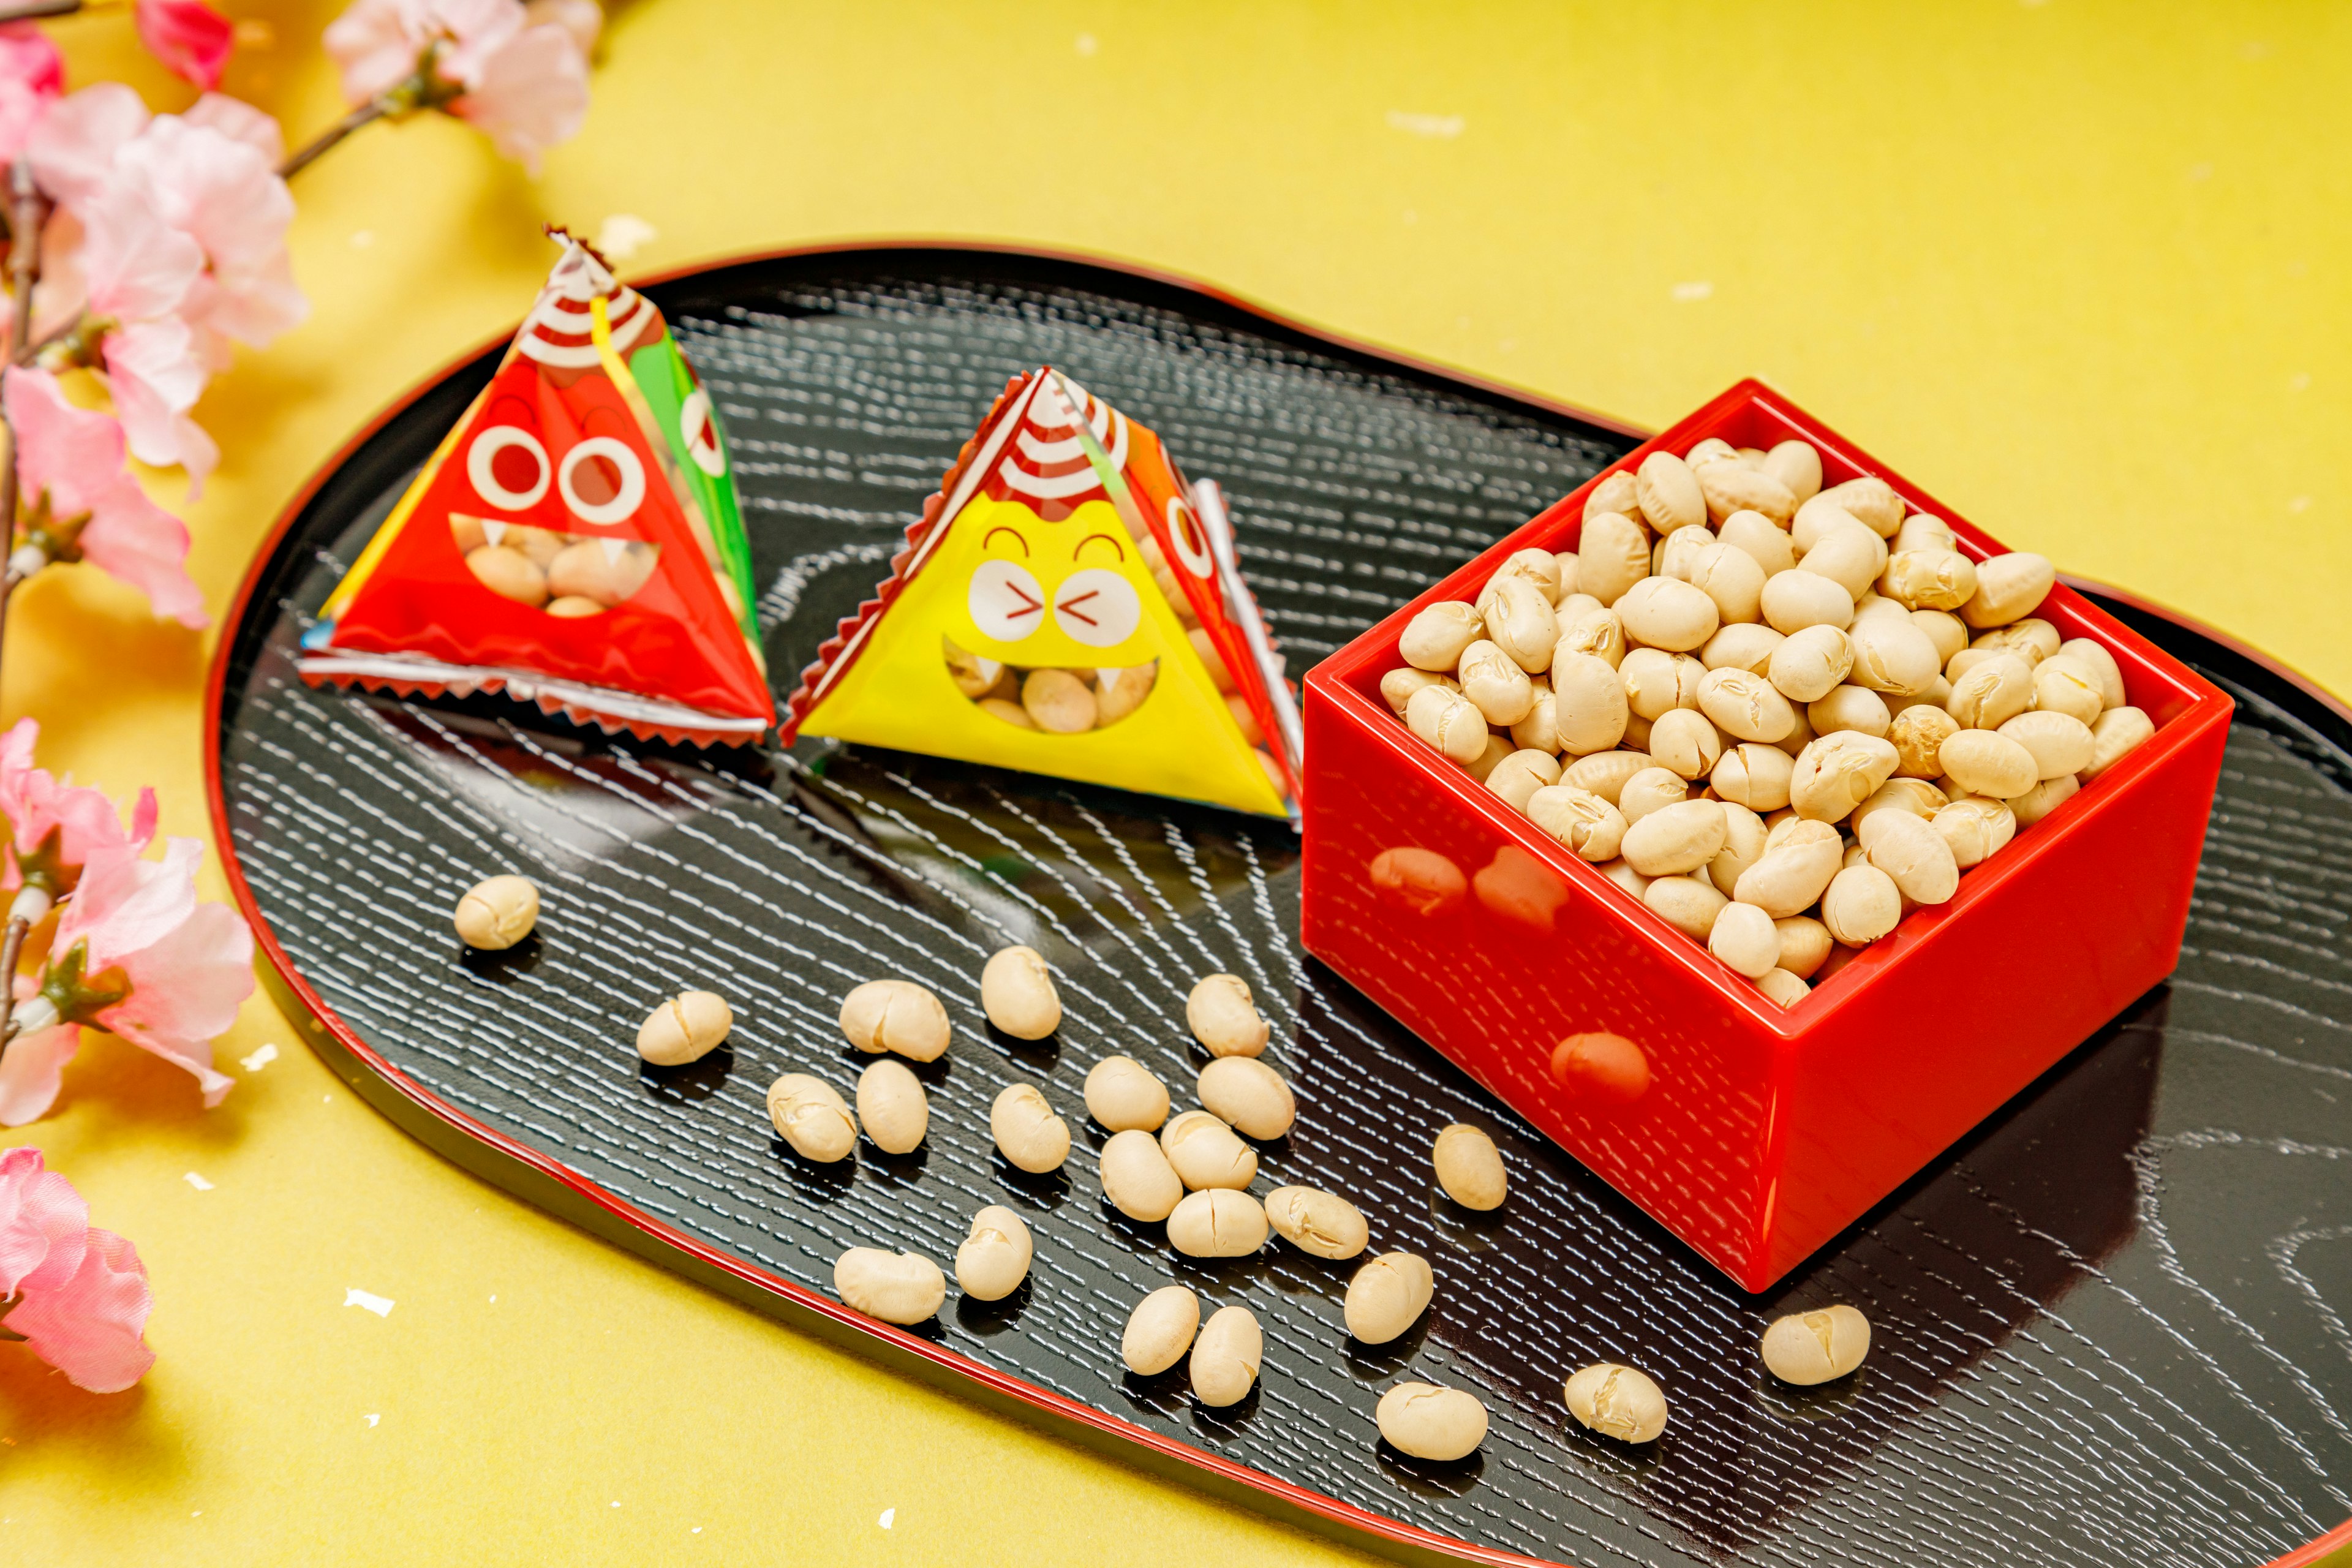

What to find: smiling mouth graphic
left=943, top=635, right=1156, bottom=733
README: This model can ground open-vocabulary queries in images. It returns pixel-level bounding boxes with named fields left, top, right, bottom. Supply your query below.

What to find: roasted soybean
left=1378, top=1384, right=1490, bottom=1461
left=1167, top=1189, right=1269, bottom=1258
left=453, top=875, right=538, bottom=950
left=839, top=978, right=951, bottom=1061
left=1264, top=1186, right=1370, bottom=1259
left=1432, top=1123, right=1507, bottom=1210
left=1345, top=1251, right=1436, bottom=1344
left=954, top=1205, right=1033, bottom=1301
left=1098, top=1129, right=1184, bottom=1221
left=1189, top=1305, right=1264, bottom=1406
left=990, top=1082, right=1072, bottom=1174
left=1122, top=1286, right=1200, bottom=1374
left=1562, top=1363, right=1668, bottom=1444
left=1197, top=1057, right=1297, bottom=1140
left=637, top=990, right=733, bottom=1066
left=980, top=946, right=1061, bottom=1039
left=768, top=1074, right=858, bottom=1163
left=854, top=1058, right=929, bottom=1153
left=834, top=1247, right=944, bottom=1324
left=1761, top=1305, right=1872, bottom=1385
left=1084, top=1055, right=1170, bottom=1132
left=1161, top=1110, right=1259, bottom=1190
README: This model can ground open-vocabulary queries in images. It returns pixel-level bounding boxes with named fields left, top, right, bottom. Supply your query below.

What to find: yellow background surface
left=6, top=2, right=2350, bottom=1563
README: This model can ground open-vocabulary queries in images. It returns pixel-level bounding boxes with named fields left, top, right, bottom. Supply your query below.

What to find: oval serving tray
left=209, top=245, right=2352, bottom=1568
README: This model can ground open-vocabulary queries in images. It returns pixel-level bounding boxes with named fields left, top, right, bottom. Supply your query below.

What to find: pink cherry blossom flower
left=323, top=0, right=589, bottom=172
left=0, top=1017, right=75, bottom=1127
left=134, top=0, right=234, bottom=91
left=23, top=82, right=145, bottom=213
left=0, top=1147, right=154, bottom=1392
left=522, top=0, right=599, bottom=59
left=0, top=716, right=161, bottom=900
left=28, top=86, right=304, bottom=372
left=450, top=18, right=585, bottom=171
left=6, top=1226, right=154, bottom=1392
left=72, top=181, right=218, bottom=491
left=182, top=90, right=285, bottom=166
left=0, top=22, right=62, bottom=165
left=0, top=1144, right=85, bottom=1294
left=22, top=88, right=303, bottom=467
left=5, top=370, right=205, bottom=627
left=0, top=837, right=252, bottom=1125
left=0, top=22, right=61, bottom=97
left=108, top=105, right=305, bottom=363
left=321, top=0, right=438, bottom=104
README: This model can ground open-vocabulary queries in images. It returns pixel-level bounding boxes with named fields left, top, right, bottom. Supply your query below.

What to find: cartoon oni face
left=943, top=499, right=1164, bottom=735
left=462, top=400, right=648, bottom=530
left=451, top=404, right=662, bottom=617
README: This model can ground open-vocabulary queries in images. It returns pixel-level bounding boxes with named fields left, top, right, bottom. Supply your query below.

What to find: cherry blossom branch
left=280, top=58, right=463, bottom=181
left=0, top=914, right=28, bottom=1044
left=0, top=159, right=42, bottom=715
left=277, top=96, right=392, bottom=179
left=0, top=159, right=42, bottom=1058
left=5, top=167, right=38, bottom=358
left=0, top=0, right=84, bottom=22
left=13, top=311, right=73, bottom=368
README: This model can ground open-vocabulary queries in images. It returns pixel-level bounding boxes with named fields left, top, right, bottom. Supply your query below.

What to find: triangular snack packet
left=782, top=368, right=1302, bottom=818
left=299, top=232, right=773, bottom=747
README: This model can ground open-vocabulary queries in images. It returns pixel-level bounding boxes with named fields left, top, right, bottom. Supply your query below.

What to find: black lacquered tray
left=209, top=246, right=2352, bottom=1568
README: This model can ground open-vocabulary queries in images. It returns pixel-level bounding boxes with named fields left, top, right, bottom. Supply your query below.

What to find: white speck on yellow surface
left=1385, top=109, right=1463, bottom=137
left=593, top=213, right=657, bottom=261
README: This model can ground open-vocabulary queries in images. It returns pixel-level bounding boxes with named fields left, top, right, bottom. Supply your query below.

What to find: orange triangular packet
left=782, top=368, right=1300, bottom=817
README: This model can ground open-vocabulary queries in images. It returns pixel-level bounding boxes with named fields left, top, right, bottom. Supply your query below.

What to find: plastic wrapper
left=783, top=367, right=1302, bottom=818
left=300, top=232, right=772, bottom=747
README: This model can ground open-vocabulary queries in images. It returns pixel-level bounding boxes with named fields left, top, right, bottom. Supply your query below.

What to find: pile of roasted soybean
left=450, top=876, right=1878, bottom=1461
left=1384, top=440, right=2157, bottom=1004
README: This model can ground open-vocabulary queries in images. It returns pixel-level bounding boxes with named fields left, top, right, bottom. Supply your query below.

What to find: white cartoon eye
left=679, top=388, right=726, bottom=478
left=1166, top=496, right=1215, bottom=578
left=467, top=426, right=551, bottom=511
left=968, top=557, right=1047, bottom=643
left=1052, top=568, right=1142, bottom=648
left=558, top=437, right=646, bottom=527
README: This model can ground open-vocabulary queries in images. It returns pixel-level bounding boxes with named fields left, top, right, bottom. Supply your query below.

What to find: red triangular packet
left=298, top=233, right=774, bottom=747
left=782, top=368, right=1302, bottom=818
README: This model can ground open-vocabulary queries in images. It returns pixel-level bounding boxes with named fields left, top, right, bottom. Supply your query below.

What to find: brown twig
left=279, top=97, right=394, bottom=179
left=2, top=160, right=40, bottom=379
left=0, top=0, right=81, bottom=22
left=11, top=310, right=73, bottom=369
left=0, top=159, right=40, bottom=670
left=0, top=160, right=42, bottom=1065
left=0, top=914, right=30, bottom=1049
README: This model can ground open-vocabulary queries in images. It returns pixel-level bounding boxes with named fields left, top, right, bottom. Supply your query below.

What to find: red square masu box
left=1298, top=379, right=2232, bottom=1291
